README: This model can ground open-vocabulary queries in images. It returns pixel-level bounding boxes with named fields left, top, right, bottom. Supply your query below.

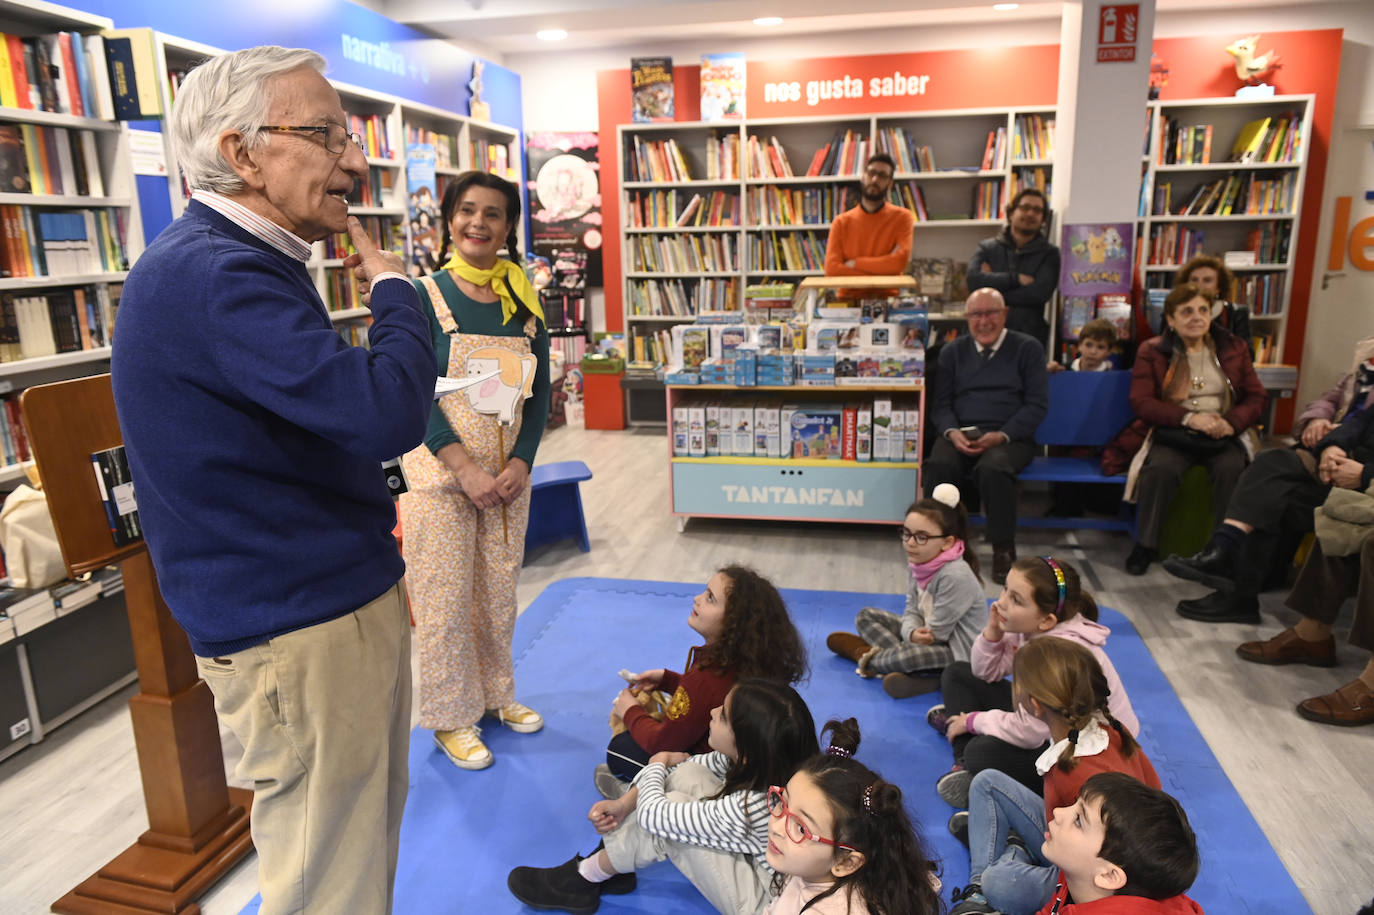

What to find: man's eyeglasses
left=767, top=787, right=856, bottom=851
left=261, top=123, right=366, bottom=156
left=966, top=309, right=1005, bottom=320
left=900, top=528, right=944, bottom=544
left=1016, top=204, right=1046, bottom=214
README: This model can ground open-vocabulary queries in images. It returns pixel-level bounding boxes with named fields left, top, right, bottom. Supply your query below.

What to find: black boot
left=508, top=852, right=635, bottom=913
left=1162, top=528, right=1243, bottom=591
left=1176, top=590, right=1260, bottom=624
left=1125, top=543, right=1156, bottom=576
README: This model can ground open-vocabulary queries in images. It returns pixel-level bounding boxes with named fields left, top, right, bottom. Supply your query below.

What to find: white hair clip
left=932, top=483, right=961, bottom=508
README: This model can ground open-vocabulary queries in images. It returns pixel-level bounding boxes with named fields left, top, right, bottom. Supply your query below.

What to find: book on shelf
left=749, top=184, right=848, bottom=225
left=700, top=53, right=745, bottom=121
left=91, top=444, right=142, bottom=547
left=630, top=57, right=674, bottom=123
left=0, top=125, right=28, bottom=193
left=1013, top=114, right=1054, bottom=160
left=626, top=135, right=693, bottom=182
left=703, top=130, right=739, bottom=181
left=890, top=181, right=928, bottom=221
left=406, top=126, right=459, bottom=169
left=0, top=395, right=32, bottom=465
left=101, top=27, right=162, bottom=119
left=970, top=179, right=1003, bottom=220
left=749, top=230, right=826, bottom=272
left=631, top=232, right=738, bottom=273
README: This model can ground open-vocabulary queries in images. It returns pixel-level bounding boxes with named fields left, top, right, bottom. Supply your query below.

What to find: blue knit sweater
left=111, top=201, right=437, bottom=656
left=931, top=331, right=1049, bottom=442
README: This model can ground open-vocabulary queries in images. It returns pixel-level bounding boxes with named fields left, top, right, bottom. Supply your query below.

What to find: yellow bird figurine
left=1225, top=35, right=1282, bottom=85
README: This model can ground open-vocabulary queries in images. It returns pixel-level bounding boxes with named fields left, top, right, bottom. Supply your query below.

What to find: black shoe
left=948, top=810, right=969, bottom=847
left=1162, top=541, right=1238, bottom=592
left=1176, top=590, right=1260, bottom=624
left=992, top=542, right=1016, bottom=586
left=508, top=854, right=616, bottom=913
left=1125, top=543, right=1155, bottom=576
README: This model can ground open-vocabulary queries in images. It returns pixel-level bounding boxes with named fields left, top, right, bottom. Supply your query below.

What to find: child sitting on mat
left=826, top=483, right=987, bottom=700
left=508, top=678, right=819, bottom=914
left=765, top=717, right=943, bottom=915
left=948, top=638, right=1160, bottom=915
left=929, top=556, right=1139, bottom=810
left=1034, top=773, right=1203, bottom=914
left=597, top=565, right=807, bottom=799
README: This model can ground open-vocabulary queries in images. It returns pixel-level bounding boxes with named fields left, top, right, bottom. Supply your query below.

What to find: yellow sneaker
left=434, top=726, right=492, bottom=770
left=488, top=702, right=544, bottom=734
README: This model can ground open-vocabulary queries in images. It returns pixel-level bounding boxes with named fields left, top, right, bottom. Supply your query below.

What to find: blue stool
left=524, top=460, right=593, bottom=558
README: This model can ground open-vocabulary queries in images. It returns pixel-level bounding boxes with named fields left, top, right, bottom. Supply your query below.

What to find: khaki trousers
left=195, top=584, right=412, bottom=915
left=604, top=761, right=771, bottom=915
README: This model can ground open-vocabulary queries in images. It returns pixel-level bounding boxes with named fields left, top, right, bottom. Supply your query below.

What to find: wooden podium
left=21, top=375, right=253, bottom=915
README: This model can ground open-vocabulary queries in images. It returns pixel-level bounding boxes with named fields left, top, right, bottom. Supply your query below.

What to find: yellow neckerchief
left=441, top=252, right=545, bottom=327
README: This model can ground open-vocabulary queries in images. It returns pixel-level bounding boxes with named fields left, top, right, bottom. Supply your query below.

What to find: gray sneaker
left=594, top=763, right=629, bottom=800
left=937, top=766, right=972, bottom=808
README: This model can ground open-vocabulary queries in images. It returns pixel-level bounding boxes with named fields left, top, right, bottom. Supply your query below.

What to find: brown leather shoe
left=1296, top=678, right=1374, bottom=727
left=826, top=631, right=873, bottom=663
left=1236, top=628, right=1337, bottom=667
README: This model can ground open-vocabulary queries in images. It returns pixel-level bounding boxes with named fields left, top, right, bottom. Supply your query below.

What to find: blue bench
left=969, top=369, right=1134, bottom=532
left=524, top=460, right=594, bottom=557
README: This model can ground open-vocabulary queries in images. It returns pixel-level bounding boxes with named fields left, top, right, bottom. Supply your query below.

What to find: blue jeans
left=968, top=769, right=1059, bottom=915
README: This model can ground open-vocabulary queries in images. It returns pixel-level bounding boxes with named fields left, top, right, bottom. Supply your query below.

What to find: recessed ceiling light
left=754, top=16, right=784, bottom=27
left=536, top=28, right=568, bottom=41
left=993, top=3, right=1019, bottom=9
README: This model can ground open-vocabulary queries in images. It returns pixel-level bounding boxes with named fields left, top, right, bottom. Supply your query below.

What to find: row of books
left=323, top=268, right=369, bottom=313
left=0, top=206, right=129, bottom=278
left=0, top=394, right=30, bottom=467
left=0, top=124, right=105, bottom=197
left=336, top=321, right=370, bottom=348
left=1247, top=221, right=1292, bottom=264
left=405, top=126, right=460, bottom=169
left=672, top=399, right=921, bottom=462
left=1158, top=120, right=1214, bottom=165
left=889, top=182, right=929, bottom=221
left=747, top=185, right=851, bottom=225
left=1229, top=112, right=1303, bottom=164
left=971, top=179, right=1004, bottom=220
left=626, top=189, right=740, bottom=228
left=0, top=29, right=119, bottom=120
left=628, top=277, right=737, bottom=316
left=703, top=131, right=741, bottom=181
left=749, top=231, right=827, bottom=272
left=873, top=126, right=935, bottom=173
left=348, top=164, right=396, bottom=209
left=629, top=232, right=738, bottom=273
left=1158, top=170, right=1296, bottom=217
left=348, top=113, right=392, bottom=159
left=1251, top=333, right=1280, bottom=364
left=1012, top=114, right=1055, bottom=161
left=1236, top=272, right=1287, bottom=316
left=745, top=135, right=796, bottom=179
left=0, top=567, right=125, bottom=643
left=1008, top=167, right=1050, bottom=202
left=795, top=130, right=871, bottom=178
left=320, top=216, right=404, bottom=259
left=979, top=127, right=1009, bottom=170
left=470, top=139, right=511, bottom=178
left=0, top=284, right=117, bottom=360
left=1145, top=224, right=1207, bottom=265
left=625, top=136, right=694, bottom=182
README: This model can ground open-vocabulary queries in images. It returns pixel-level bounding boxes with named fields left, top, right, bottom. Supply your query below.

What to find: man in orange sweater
left=824, top=153, right=914, bottom=288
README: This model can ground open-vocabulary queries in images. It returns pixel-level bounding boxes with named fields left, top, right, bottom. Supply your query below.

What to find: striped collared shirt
left=191, top=189, right=313, bottom=262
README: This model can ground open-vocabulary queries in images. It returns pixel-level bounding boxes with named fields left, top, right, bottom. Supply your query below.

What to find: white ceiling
left=364, top=0, right=1334, bottom=54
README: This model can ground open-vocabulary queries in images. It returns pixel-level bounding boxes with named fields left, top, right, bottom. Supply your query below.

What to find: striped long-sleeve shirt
left=632, top=751, right=771, bottom=867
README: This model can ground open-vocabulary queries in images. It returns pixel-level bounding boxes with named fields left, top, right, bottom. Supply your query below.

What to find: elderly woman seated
left=1102, top=283, right=1266, bottom=575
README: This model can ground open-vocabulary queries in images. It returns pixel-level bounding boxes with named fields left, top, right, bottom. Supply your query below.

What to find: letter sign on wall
left=1097, top=4, right=1139, bottom=63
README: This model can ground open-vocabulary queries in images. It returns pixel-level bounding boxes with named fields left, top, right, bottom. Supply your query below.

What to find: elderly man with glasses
left=112, top=47, right=436, bottom=914
left=968, top=187, right=1060, bottom=346
left=925, top=288, right=1049, bottom=584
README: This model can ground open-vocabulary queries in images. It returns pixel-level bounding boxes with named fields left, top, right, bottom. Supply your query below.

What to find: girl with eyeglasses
left=508, top=678, right=819, bottom=913
left=827, top=483, right=987, bottom=700
left=765, top=718, right=942, bottom=915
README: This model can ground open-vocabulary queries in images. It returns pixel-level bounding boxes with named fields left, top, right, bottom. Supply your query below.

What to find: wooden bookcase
left=618, top=105, right=1056, bottom=370
left=0, top=0, right=144, bottom=486
left=1136, top=94, right=1313, bottom=364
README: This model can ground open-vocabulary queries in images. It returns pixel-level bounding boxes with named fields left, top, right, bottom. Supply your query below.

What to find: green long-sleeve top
left=417, top=271, right=551, bottom=467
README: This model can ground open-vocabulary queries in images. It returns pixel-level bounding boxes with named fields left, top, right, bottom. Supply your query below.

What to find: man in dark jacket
left=968, top=187, right=1060, bottom=346
left=926, top=288, right=1050, bottom=584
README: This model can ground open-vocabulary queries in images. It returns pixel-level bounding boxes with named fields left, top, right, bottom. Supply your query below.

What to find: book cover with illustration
left=631, top=57, right=674, bottom=123
left=700, top=53, right=745, bottom=121
left=681, top=327, right=709, bottom=370
left=0, top=125, right=30, bottom=193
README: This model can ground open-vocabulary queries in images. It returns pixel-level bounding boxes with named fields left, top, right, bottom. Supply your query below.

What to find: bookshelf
left=618, top=105, right=1056, bottom=370
left=151, top=37, right=524, bottom=349
left=1136, top=94, right=1313, bottom=365
left=0, top=1, right=143, bottom=484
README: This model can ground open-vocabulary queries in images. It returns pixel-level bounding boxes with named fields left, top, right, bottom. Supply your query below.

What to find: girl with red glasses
left=765, top=718, right=942, bottom=915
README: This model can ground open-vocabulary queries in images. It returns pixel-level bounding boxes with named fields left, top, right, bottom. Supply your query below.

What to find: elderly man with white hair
left=111, top=47, right=436, bottom=914
left=924, top=288, right=1050, bottom=584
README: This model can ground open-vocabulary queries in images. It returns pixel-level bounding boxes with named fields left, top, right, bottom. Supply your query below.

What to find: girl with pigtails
left=766, top=718, right=943, bottom=915
left=947, top=637, right=1160, bottom=915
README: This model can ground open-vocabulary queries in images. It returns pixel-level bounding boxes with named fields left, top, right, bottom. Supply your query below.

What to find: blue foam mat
left=239, top=577, right=1307, bottom=913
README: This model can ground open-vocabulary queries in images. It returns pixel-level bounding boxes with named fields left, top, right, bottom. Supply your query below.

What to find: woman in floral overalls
left=400, top=171, right=551, bottom=769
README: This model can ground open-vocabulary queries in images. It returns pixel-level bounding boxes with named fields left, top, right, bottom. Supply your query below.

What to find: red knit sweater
left=621, top=647, right=736, bottom=755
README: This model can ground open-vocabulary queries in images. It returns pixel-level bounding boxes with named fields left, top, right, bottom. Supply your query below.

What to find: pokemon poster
left=1059, top=222, right=1133, bottom=340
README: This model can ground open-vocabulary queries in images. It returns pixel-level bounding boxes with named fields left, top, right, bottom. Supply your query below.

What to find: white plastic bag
left=1, top=484, right=66, bottom=589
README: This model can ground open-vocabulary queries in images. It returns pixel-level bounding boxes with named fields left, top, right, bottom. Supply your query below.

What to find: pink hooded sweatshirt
left=966, top=614, right=1139, bottom=748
